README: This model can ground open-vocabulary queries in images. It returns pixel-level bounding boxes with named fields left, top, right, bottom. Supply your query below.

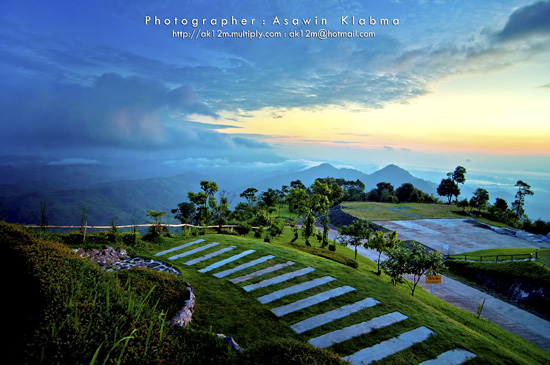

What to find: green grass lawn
left=341, top=202, right=464, bottom=221
left=139, top=228, right=550, bottom=364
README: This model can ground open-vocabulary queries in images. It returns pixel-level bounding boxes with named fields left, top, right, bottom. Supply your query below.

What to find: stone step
left=198, top=250, right=256, bottom=273
left=168, top=242, right=219, bottom=261
left=309, top=311, right=408, bottom=349
left=257, top=276, right=336, bottom=304
left=230, top=261, right=295, bottom=284
left=214, top=255, right=276, bottom=278
left=271, top=286, right=356, bottom=317
left=154, top=239, right=205, bottom=256
left=242, top=267, right=315, bottom=292
left=291, top=298, right=380, bottom=334
left=419, top=349, right=476, bottom=365
left=183, top=246, right=236, bottom=266
left=343, top=326, right=436, bottom=365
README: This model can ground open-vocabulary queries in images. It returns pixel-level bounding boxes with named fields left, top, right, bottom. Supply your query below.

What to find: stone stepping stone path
left=168, top=242, right=220, bottom=261
left=214, top=255, right=275, bottom=278
left=272, top=286, right=356, bottom=317
left=419, top=349, right=476, bottom=365
left=230, top=261, right=295, bottom=284
left=257, top=276, right=336, bottom=304
left=242, top=267, right=316, bottom=292
left=154, top=239, right=205, bottom=256
left=343, top=326, right=436, bottom=365
left=154, top=240, right=476, bottom=363
left=198, top=249, right=255, bottom=273
left=309, top=311, right=408, bottom=349
left=184, top=246, right=236, bottom=266
left=291, top=298, right=380, bottom=334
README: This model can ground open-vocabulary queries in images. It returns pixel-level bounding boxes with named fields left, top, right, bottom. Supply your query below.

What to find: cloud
left=0, top=72, right=270, bottom=156
left=383, top=146, right=395, bottom=151
left=232, top=137, right=271, bottom=149
left=496, top=1, right=550, bottom=41
left=536, top=82, right=550, bottom=89
left=47, top=158, right=99, bottom=166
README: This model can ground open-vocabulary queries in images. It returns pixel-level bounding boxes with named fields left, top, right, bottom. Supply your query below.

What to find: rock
left=216, top=334, right=243, bottom=352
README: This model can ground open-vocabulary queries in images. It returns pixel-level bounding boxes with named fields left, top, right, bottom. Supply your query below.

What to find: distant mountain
left=366, top=164, right=437, bottom=194
left=234, top=163, right=438, bottom=197
left=233, top=163, right=370, bottom=195
left=1, top=173, right=205, bottom=226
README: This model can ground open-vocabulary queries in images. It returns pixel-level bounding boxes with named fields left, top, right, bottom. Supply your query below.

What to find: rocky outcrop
left=169, top=282, right=195, bottom=328
left=75, top=246, right=180, bottom=275
left=216, top=334, right=243, bottom=352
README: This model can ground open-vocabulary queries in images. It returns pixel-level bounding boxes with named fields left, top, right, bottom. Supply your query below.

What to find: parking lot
left=373, top=219, right=548, bottom=255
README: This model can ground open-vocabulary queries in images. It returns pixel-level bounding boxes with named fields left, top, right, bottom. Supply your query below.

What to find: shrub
left=236, top=222, right=252, bottom=236
left=120, top=231, right=141, bottom=246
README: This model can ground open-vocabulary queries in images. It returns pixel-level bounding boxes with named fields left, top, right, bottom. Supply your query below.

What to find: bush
left=121, top=231, right=141, bottom=246
left=269, top=218, right=285, bottom=237
left=254, top=226, right=264, bottom=239
left=236, top=222, right=252, bottom=236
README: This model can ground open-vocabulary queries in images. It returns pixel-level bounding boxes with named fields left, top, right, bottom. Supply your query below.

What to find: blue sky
left=0, top=0, right=549, bottom=181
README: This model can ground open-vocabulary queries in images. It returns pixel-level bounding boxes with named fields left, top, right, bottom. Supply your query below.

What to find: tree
left=437, top=178, right=458, bottom=204
left=285, top=187, right=309, bottom=242
left=470, top=188, right=489, bottom=214
left=396, top=183, right=415, bottom=203
left=259, top=188, right=280, bottom=224
left=488, top=198, right=508, bottom=222
left=338, top=219, right=373, bottom=260
left=146, top=210, right=166, bottom=237
left=457, top=198, right=469, bottom=212
left=512, top=180, right=534, bottom=223
left=212, top=194, right=230, bottom=233
left=188, top=180, right=218, bottom=225
left=447, top=166, right=467, bottom=203
left=240, top=188, right=258, bottom=206
left=290, top=179, right=306, bottom=190
left=172, top=202, right=196, bottom=226
left=37, top=199, right=52, bottom=233
left=367, top=230, right=398, bottom=275
left=310, top=180, right=332, bottom=247
left=382, top=242, right=444, bottom=296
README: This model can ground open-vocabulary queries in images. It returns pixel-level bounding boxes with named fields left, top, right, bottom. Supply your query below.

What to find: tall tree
left=367, top=230, right=398, bottom=275
left=240, top=188, right=258, bottom=206
left=310, top=180, right=332, bottom=247
left=447, top=166, right=467, bottom=203
left=338, top=219, right=372, bottom=260
left=146, top=210, right=166, bottom=237
left=187, top=180, right=218, bottom=226
left=172, top=202, right=196, bottom=226
left=396, top=183, right=415, bottom=203
left=382, top=242, right=444, bottom=296
left=512, top=180, right=534, bottom=223
left=437, top=177, right=458, bottom=204
left=469, top=188, right=489, bottom=214
left=285, top=186, right=309, bottom=243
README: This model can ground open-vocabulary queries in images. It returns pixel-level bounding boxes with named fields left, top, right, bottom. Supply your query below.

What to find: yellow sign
left=426, top=275, right=442, bottom=284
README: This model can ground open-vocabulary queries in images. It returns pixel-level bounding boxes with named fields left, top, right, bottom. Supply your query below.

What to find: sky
left=0, top=0, right=549, bottom=182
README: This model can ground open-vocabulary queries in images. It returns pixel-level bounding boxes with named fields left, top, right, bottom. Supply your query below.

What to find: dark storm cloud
left=496, top=1, right=550, bottom=41
left=0, top=73, right=267, bottom=152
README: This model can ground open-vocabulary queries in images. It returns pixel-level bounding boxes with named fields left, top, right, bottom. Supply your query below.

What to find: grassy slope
left=142, top=229, right=549, bottom=364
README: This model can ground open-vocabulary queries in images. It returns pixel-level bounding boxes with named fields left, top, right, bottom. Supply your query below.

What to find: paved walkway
left=354, top=243, right=550, bottom=351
